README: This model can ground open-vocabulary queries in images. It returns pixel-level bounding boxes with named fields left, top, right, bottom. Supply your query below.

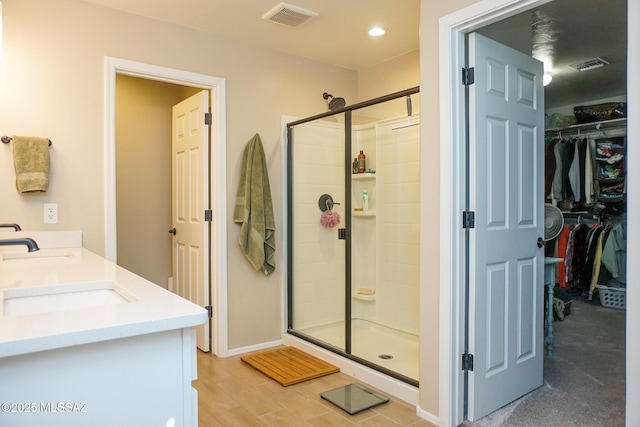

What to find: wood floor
left=194, top=349, right=435, bottom=427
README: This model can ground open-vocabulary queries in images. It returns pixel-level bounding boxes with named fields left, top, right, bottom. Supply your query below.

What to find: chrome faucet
left=0, top=223, right=22, bottom=231
left=0, top=238, right=40, bottom=252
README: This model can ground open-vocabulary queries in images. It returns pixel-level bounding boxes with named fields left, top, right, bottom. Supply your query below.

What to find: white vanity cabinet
left=0, top=328, right=198, bottom=427
left=0, top=231, right=206, bottom=427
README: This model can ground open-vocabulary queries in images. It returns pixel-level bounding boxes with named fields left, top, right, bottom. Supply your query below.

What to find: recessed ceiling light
left=368, top=26, right=386, bottom=37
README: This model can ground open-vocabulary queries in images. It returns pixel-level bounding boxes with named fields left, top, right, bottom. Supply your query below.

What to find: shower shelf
left=353, top=211, right=376, bottom=217
left=352, top=174, right=376, bottom=180
left=352, top=292, right=376, bottom=301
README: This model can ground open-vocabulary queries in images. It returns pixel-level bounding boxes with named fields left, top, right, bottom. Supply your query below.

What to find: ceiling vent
left=569, top=57, right=610, bottom=72
left=262, top=2, right=318, bottom=28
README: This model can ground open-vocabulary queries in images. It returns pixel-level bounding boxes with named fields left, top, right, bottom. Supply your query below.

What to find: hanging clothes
left=589, top=226, right=611, bottom=299
left=575, top=138, right=587, bottom=203
left=550, top=218, right=627, bottom=295
left=565, top=223, right=590, bottom=287
left=545, top=138, right=558, bottom=200
left=568, top=139, right=581, bottom=203
left=552, top=138, right=577, bottom=205
left=600, top=223, right=627, bottom=284
left=579, top=223, right=605, bottom=291
left=552, top=140, right=565, bottom=202
left=584, top=139, right=594, bottom=203
left=555, top=225, right=572, bottom=289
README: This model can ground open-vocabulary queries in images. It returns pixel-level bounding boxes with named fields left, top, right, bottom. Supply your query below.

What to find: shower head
left=323, top=92, right=346, bottom=111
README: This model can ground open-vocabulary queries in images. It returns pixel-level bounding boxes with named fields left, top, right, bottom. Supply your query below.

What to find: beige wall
left=418, top=0, right=479, bottom=417
left=0, top=0, right=453, bottom=416
left=115, top=75, right=185, bottom=288
left=0, top=0, right=358, bottom=352
left=357, top=50, right=420, bottom=100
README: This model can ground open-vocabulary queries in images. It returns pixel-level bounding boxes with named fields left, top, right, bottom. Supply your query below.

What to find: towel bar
left=2, top=136, right=52, bottom=146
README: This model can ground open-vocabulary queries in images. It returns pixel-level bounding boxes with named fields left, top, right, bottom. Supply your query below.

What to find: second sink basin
left=1, top=281, right=137, bottom=316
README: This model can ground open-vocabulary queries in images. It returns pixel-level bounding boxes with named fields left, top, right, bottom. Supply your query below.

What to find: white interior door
left=467, top=32, right=544, bottom=421
left=172, top=90, right=210, bottom=352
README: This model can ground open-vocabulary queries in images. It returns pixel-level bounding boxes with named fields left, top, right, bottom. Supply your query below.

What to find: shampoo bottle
left=357, top=150, right=366, bottom=173
left=362, top=190, right=369, bottom=211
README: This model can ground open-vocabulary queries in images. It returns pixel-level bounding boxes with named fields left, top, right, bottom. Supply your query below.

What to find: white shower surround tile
left=291, top=114, right=421, bottom=348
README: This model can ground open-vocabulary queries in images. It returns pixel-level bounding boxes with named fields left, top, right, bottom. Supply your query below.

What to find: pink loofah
left=320, top=210, right=341, bottom=228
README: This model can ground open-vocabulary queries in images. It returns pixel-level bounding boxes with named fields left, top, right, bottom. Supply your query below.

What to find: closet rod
left=562, top=211, right=626, bottom=223
left=1, top=136, right=52, bottom=146
left=545, top=117, right=627, bottom=136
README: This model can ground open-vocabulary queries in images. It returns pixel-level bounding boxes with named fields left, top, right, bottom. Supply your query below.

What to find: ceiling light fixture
left=543, top=72, right=553, bottom=86
left=368, top=27, right=386, bottom=37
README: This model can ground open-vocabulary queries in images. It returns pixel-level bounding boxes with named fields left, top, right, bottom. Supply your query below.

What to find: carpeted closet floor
left=463, top=296, right=626, bottom=427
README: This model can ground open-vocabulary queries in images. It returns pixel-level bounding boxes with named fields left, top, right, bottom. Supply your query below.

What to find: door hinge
left=462, top=353, right=474, bottom=371
left=462, top=67, right=475, bottom=86
left=205, top=305, right=212, bottom=318
left=204, top=209, right=212, bottom=222
left=462, top=211, right=475, bottom=229
left=338, top=228, right=346, bottom=240
left=204, top=112, right=212, bottom=125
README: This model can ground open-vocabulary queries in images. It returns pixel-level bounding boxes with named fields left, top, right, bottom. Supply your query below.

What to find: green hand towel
left=12, top=136, right=50, bottom=193
left=233, top=133, right=276, bottom=275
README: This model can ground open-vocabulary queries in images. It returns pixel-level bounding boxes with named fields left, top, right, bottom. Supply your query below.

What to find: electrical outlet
left=44, top=203, right=58, bottom=224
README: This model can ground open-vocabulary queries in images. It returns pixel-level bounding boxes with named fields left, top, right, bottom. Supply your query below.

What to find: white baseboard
left=225, top=339, right=283, bottom=357
left=417, top=405, right=440, bottom=425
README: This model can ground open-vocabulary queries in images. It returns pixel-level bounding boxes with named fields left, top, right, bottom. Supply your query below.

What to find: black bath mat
left=320, top=383, right=389, bottom=415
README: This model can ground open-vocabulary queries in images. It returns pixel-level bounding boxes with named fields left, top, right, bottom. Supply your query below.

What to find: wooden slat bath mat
left=241, top=346, right=339, bottom=386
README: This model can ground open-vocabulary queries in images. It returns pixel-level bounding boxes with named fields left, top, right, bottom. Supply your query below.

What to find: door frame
left=104, top=57, right=229, bottom=357
left=437, top=1, right=639, bottom=426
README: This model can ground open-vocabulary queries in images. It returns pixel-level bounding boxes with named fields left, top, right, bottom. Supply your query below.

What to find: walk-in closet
left=470, top=0, right=627, bottom=425
left=538, top=3, right=628, bottom=424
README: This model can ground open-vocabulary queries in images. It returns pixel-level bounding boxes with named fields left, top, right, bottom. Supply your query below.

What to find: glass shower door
left=288, top=115, right=347, bottom=352
left=287, top=87, right=420, bottom=385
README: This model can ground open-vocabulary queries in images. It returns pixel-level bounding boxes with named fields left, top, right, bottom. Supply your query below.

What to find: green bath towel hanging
left=12, top=136, right=50, bottom=193
left=233, top=133, right=276, bottom=275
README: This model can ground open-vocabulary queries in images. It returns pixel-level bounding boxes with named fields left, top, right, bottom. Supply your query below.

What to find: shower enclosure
left=286, top=87, right=420, bottom=385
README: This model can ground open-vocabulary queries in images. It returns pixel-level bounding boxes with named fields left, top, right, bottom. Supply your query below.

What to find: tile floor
left=194, top=349, right=436, bottom=427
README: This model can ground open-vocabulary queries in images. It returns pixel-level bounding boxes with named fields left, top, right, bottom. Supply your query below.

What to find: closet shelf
left=597, top=177, right=625, bottom=183
left=596, top=196, right=625, bottom=203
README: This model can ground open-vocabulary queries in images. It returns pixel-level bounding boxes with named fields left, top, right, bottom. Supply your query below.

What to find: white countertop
left=0, top=232, right=207, bottom=358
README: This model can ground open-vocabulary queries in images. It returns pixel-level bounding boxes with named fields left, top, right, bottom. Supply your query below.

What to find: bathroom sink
left=1, top=249, right=79, bottom=266
left=1, top=280, right=137, bottom=316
